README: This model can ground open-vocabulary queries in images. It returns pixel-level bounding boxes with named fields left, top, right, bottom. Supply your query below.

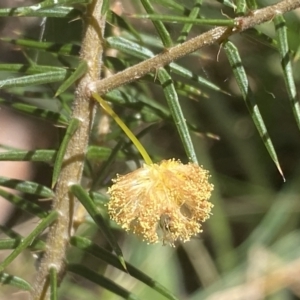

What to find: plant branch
left=32, top=1, right=106, bottom=299
left=89, top=0, right=300, bottom=96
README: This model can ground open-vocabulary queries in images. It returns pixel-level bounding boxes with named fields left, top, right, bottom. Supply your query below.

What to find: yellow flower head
left=107, top=159, right=214, bottom=246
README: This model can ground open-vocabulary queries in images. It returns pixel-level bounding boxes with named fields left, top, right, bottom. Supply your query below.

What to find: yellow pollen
left=107, top=159, right=214, bottom=246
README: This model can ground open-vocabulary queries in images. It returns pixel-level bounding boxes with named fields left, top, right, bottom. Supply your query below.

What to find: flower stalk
left=92, top=93, right=153, bottom=165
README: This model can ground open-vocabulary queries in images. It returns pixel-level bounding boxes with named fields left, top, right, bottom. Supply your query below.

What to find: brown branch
left=89, top=0, right=300, bottom=96
left=32, top=1, right=106, bottom=299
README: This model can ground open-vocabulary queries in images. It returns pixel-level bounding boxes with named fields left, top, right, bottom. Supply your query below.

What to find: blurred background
left=1, top=0, right=300, bottom=299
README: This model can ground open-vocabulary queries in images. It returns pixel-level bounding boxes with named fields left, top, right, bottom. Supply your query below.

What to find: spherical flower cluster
left=107, top=159, right=214, bottom=246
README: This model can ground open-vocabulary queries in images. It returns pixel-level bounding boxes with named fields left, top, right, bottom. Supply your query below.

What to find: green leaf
left=174, top=80, right=208, bottom=100
left=236, top=0, right=247, bottom=14
left=55, top=60, right=88, bottom=96
left=50, top=267, right=58, bottom=300
left=0, top=237, right=45, bottom=251
left=71, top=236, right=180, bottom=300
left=0, top=239, right=22, bottom=250
left=0, top=176, right=54, bottom=198
left=0, top=211, right=58, bottom=272
left=0, top=188, right=48, bottom=218
left=0, top=225, right=24, bottom=239
left=132, top=14, right=235, bottom=26
left=0, top=7, right=76, bottom=18
left=151, top=0, right=185, bottom=12
left=105, top=86, right=170, bottom=118
left=86, top=145, right=126, bottom=161
left=0, top=38, right=80, bottom=56
left=0, top=226, right=46, bottom=250
left=67, top=264, right=140, bottom=300
left=246, top=0, right=257, bottom=9
left=0, top=99, right=69, bottom=125
left=158, top=68, right=198, bottom=163
left=241, top=28, right=278, bottom=50
left=0, top=70, right=67, bottom=89
left=52, top=118, right=80, bottom=187
left=0, top=149, right=56, bottom=163
left=0, top=272, right=32, bottom=291
left=140, top=0, right=173, bottom=48
left=177, top=0, right=202, bottom=44
left=17, top=0, right=92, bottom=16
left=89, top=191, right=109, bottom=205
left=69, top=184, right=126, bottom=270
left=107, top=11, right=141, bottom=41
left=223, top=40, right=285, bottom=180
left=0, top=64, right=65, bottom=74
left=170, top=62, right=230, bottom=96
left=101, top=0, right=110, bottom=15
left=107, top=36, right=154, bottom=60
left=274, top=15, right=300, bottom=131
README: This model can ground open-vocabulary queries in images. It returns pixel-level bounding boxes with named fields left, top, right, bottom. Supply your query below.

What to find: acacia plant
left=1, top=0, right=300, bottom=299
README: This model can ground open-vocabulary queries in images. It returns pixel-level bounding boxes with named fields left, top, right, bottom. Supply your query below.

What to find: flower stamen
left=108, top=159, right=214, bottom=246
